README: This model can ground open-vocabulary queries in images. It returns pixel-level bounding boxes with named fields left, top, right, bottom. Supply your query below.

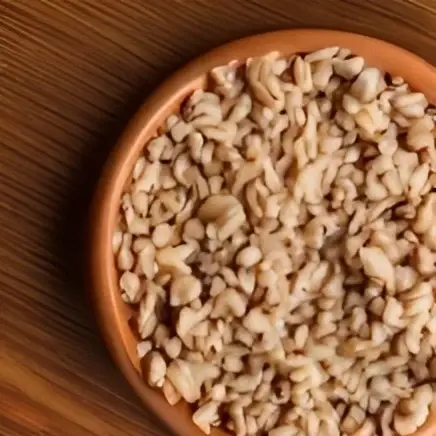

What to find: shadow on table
left=50, top=83, right=169, bottom=434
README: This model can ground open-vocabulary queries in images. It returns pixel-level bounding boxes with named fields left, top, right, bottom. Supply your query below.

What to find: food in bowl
left=112, top=46, right=436, bottom=436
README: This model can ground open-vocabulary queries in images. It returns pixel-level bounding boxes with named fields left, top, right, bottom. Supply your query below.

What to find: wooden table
left=1, top=1, right=435, bottom=435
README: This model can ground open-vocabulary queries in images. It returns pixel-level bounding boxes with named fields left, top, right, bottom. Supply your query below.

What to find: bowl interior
left=90, top=29, right=436, bottom=436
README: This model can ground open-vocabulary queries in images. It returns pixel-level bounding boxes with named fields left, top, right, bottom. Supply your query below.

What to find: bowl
left=89, top=29, right=436, bottom=436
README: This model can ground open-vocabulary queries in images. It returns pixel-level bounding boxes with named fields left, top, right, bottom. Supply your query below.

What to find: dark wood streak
left=1, top=1, right=435, bottom=435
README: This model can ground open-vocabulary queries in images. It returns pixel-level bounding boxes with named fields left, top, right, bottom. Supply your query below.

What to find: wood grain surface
left=1, top=1, right=435, bottom=435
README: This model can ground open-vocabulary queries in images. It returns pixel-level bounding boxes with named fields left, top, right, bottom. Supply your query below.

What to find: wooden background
left=1, top=1, right=435, bottom=435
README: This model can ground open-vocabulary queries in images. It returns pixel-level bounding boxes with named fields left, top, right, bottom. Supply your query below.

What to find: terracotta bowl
left=89, top=29, right=436, bottom=436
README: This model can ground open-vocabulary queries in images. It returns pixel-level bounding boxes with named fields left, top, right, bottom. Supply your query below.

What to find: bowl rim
left=88, top=29, right=436, bottom=436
